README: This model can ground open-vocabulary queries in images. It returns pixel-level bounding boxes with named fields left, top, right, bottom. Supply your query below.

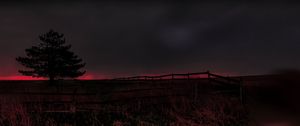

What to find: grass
left=1, top=73, right=300, bottom=125
left=0, top=94, right=248, bottom=126
left=0, top=79, right=251, bottom=126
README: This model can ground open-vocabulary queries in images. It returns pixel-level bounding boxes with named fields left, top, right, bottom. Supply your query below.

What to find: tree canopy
left=16, top=29, right=86, bottom=82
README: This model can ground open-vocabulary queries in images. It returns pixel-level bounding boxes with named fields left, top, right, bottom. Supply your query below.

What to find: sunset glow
left=78, top=74, right=95, bottom=80
left=0, top=71, right=237, bottom=80
left=0, top=75, right=46, bottom=80
left=0, top=74, right=97, bottom=80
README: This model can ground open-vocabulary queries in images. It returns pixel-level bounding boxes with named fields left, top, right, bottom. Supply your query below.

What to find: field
left=0, top=73, right=299, bottom=126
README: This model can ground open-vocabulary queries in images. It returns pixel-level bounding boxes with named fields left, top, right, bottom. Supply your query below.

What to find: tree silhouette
left=16, top=29, right=86, bottom=84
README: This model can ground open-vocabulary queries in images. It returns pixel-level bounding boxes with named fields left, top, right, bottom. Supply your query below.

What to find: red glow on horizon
left=77, top=73, right=109, bottom=80
left=78, top=74, right=94, bottom=80
left=0, top=71, right=238, bottom=80
left=0, top=74, right=106, bottom=80
left=0, top=75, right=46, bottom=80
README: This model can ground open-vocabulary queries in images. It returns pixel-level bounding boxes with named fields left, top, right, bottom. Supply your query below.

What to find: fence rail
left=0, top=71, right=244, bottom=112
left=113, top=71, right=241, bottom=84
left=112, top=71, right=243, bottom=104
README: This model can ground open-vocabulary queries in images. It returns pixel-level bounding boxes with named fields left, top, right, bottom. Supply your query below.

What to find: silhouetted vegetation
left=16, top=29, right=86, bottom=85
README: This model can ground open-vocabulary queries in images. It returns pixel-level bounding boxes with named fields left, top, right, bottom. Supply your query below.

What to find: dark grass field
left=0, top=74, right=299, bottom=126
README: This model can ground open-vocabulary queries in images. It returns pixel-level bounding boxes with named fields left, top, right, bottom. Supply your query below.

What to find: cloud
left=0, top=1, right=300, bottom=78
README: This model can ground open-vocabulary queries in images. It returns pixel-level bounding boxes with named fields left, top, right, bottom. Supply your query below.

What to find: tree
left=16, top=29, right=86, bottom=84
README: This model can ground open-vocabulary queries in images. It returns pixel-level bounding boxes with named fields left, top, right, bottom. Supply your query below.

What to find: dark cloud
left=0, top=1, right=300, bottom=78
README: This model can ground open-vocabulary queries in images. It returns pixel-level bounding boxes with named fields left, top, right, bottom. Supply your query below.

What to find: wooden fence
left=113, top=71, right=241, bottom=85
left=0, top=71, right=243, bottom=112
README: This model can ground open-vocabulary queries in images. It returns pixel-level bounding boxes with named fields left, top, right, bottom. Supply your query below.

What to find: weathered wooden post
left=71, top=89, right=77, bottom=113
left=193, top=73, right=198, bottom=103
left=239, top=77, right=244, bottom=104
left=207, top=70, right=211, bottom=85
left=171, top=73, right=174, bottom=86
left=151, top=76, right=154, bottom=83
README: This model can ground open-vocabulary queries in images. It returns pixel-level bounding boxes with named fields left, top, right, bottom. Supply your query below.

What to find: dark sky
left=1, top=1, right=300, bottom=79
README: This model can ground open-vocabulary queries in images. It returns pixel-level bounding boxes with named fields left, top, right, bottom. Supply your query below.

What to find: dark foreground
left=0, top=74, right=299, bottom=125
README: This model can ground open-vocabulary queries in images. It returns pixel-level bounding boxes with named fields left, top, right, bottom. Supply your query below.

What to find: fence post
left=239, top=78, right=244, bottom=104
left=194, top=80, right=198, bottom=103
left=71, top=89, right=77, bottom=113
left=171, top=74, right=174, bottom=86
left=207, top=71, right=211, bottom=85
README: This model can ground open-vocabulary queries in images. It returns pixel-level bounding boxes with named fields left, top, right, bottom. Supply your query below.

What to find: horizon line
left=0, top=72, right=275, bottom=81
